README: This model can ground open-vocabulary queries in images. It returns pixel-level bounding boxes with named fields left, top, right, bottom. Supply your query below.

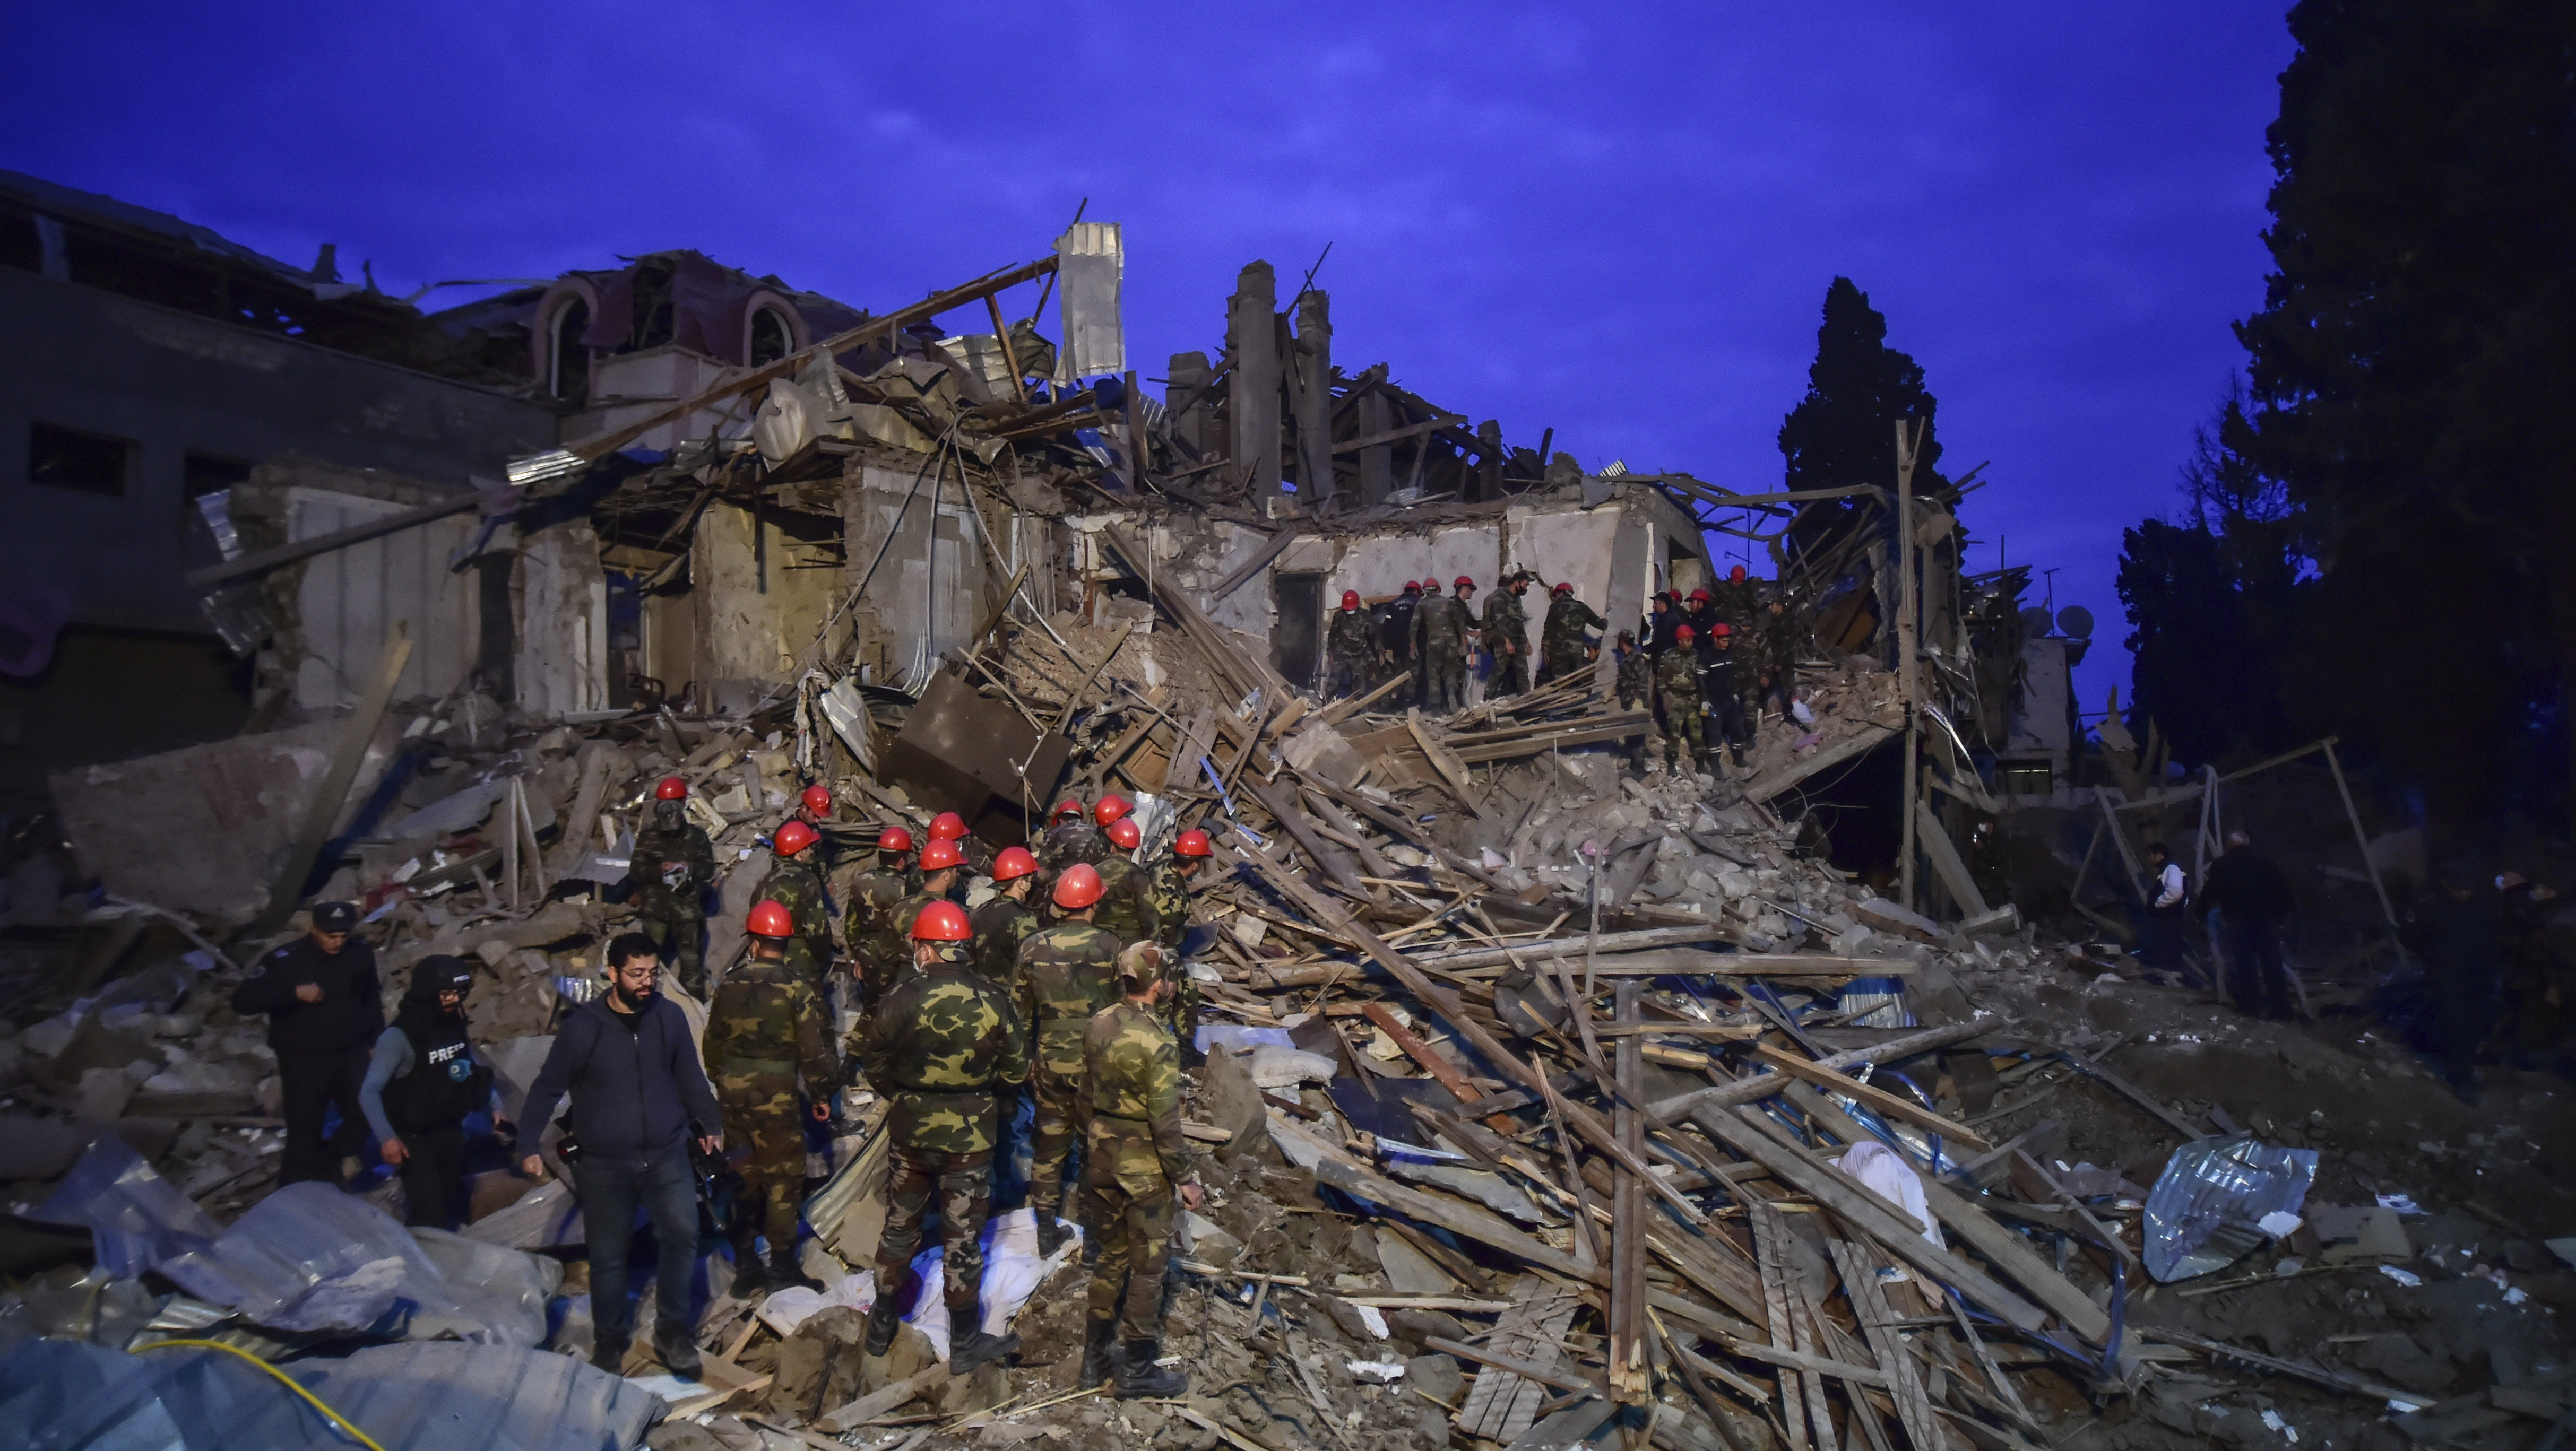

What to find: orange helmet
left=1342, top=590, right=1361, bottom=609
left=800, top=784, right=834, bottom=816
left=1107, top=817, right=1142, bottom=850
left=1174, top=829, right=1213, bottom=858
left=773, top=821, right=819, bottom=858
left=928, top=811, right=966, bottom=841
left=655, top=777, right=689, bottom=801
left=747, top=900, right=796, bottom=939
left=1052, top=798, right=1084, bottom=823
left=992, top=845, right=1038, bottom=882
left=910, top=900, right=973, bottom=941
left=1094, top=794, right=1131, bottom=826
left=1053, top=863, right=1105, bottom=909
left=878, top=825, right=914, bottom=854
left=920, top=838, right=965, bottom=871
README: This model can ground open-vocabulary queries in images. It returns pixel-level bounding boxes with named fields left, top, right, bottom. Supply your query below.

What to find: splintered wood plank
left=1164, top=706, right=1218, bottom=794
left=1750, top=1202, right=1817, bottom=1451
left=1830, top=1240, right=1951, bottom=1451
left=1455, top=1274, right=1582, bottom=1442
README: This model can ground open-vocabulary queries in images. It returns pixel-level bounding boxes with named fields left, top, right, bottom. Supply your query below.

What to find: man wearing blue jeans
left=520, top=933, right=723, bottom=1378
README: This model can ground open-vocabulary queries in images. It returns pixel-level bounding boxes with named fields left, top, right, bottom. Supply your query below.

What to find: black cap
left=312, top=902, right=358, bottom=932
left=413, top=954, right=474, bottom=996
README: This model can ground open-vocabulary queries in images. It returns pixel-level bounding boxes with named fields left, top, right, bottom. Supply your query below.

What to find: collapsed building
left=3, top=175, right=2569, bottom=1451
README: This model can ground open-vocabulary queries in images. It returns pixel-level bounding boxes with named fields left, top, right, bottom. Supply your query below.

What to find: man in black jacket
left=2196, top=830, right=2296, bottom=1019
left=519, top=932, right=724, bottom=1377
left=233, top=901, right=383, bottom=1186
left=361, top=955, right=509, bottom=1229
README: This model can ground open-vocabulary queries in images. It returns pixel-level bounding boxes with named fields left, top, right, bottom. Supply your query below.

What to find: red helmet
left=1174, top=829, right=1213, bottom=858
left=1688, top=589, right=1711, bottom=604
left=928, top=811, right=966, bottom=841
left=878, top=825, right=914, bottom=854
left=1675, top=624, right=1697, bottom=642
left=773, top=820, right=819, bottom=857
left=1094, top=794, right=1131, bottom=826
left=910, top=900, right=973, bottom=941
left=1402, top=580, right=1420, bottom=592
left=655, top=777, right=689, bottom=801
left=747, top=900, right=796, bottom=939
left=992, top=845, right=1038, bottom=882
left=1107, top=817, right=1142, bottom=850
left=920, top=839, right=965, bottom=871
left=1729, top=565, right=1748, bottom=583
left=1552, top=581, right=1573, bottom=595
left=1454, top=575, right=1474, bottom=590
left=1711, top=622, right=1732, bottom=638
left=1052, top=798, right=1083, bottom=823
left=1053, top=863, right=1105, bottom=909
left=1665, top=589, right=1683, bottom=603
left=1341, top=590, right=1361, bottom=609
left=800, top=784, right=834, bottom=816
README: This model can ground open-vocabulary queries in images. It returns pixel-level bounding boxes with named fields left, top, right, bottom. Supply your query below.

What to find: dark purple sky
left=5, top=3, right=2295, bottom=711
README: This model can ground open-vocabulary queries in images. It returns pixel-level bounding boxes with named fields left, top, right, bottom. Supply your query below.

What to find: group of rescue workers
left=1325, top=563, right=1809, bottom=777
left=231, top=778, right=1216, bottom=1397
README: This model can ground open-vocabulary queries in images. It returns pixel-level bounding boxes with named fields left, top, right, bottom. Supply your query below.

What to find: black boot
left=1116, top=1339, right=1187, bottom=1399
left=590, top=1334, right=629, bottom=1375
left=864, top=1298, right=903, bottom=1357
left=951, top=1324, right=1022, bottom=1374
left=729, top=1241, right=770, bottom=1298
left=655, top=1322, right=703, bottom=1380
left=1035, top=1211, right=1067, bottom=1258
left=770, top=1241, right=822, bottom=1292
left=1078, top=1314, right=1119, bottom=1389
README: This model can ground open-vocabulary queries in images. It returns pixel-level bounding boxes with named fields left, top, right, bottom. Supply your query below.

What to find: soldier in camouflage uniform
left=1536, top=581, right=1605, bottom=686
left=1076, top=946, right=1202, bottom=1397
left=631, top=778, right=716, bottom=997
left=1093, top=817, right=1162, bottom=948
left=1147, top=828, right=1213, bottom=1052
left=707, top=900, right=837, bottom=1294
left=1324, top=590, right=1375, bottom=699
left=758, top=821, right=835, bottom=994
left=1484, top=571, right=1534, bottom=697
left=844, top=825, right=918, bottom=1027
left=1656, top=624, right=1706, bottom=772
left=1410, top=578, right=1467, bottom=713
left=860, top=899, right=1028, bottom=1373
left=970, top=846, right=1043, bottom=988
left=1756, top=595, right=1806, bottom=722
left=1035, top=798, right=1107, bottom=880
left=1013, top=863, right=1122, bottom=1257
left=1613, top=632, right=1654, bottom=773
left=880, top=838, right=967, bottom=1003
left=1713, top=564, right=1757, bottom=637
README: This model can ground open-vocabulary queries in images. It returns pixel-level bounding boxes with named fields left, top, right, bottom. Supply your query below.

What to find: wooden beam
left=186, top=494, right=481, bottom=589
left=1331, top=413, right=1466, bottom=455
left=1203, top=528, right=1298, bottom=604
left=254, top=622, right=412, bottom=931
left=1747, top=1045, right=1993, bottom=1153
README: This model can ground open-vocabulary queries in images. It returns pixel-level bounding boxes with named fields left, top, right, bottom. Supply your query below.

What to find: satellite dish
left=2018, top=607, right=2055, bottom=638
left=2056, top=605, right=2095, bottom=639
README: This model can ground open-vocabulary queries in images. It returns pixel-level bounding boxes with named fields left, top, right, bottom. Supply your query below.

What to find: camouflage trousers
left=1662, top=703, right=1704, bottom=769
left=1080, top=1117, right=1176, bottom=1342
left=642, top=917, right=706, bottom=998
left=1491, top=649, right=1529, bottom=697
left=1536, top=645, right=1587, bottom=687
left=1324, top=649, right=1370, bottom=700
left=1025, top=1066, right=1089, bottom=1219
left=1421, top=648, right=1466, bottom=713
left=875, top=1145, right=993, bottom=1314
left=723, top=1102, right=807, bottom=1254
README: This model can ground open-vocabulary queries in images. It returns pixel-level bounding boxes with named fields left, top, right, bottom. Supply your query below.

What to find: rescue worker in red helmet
left=1013, top=863, right=1121, bottom=1256
left=843, top=824, right=918, bottom=1025
left=1325, top=587, right=1375, bottom=700
left=1413, top=574, right=1471, bottom=713
left=1038, top=797, right=1108, bottom=881
left=1536, top=580, right=1605, bottom=687
left=629, top=776, right=716, bottom=996
left=707, top=900, right=836, bottom=1295
left=927, top=809, right=994, bottom=876
left=1485, top=569, right=1536, bottom=697
left=1145, top=827, right=1215, bottom=1052
left=859, top=897, right=1028, bottom=1373
left=972, top=846, right=1044, bottom=987
left=1380, top=581, right=1422, bottom=682
left=881, top=838, right=968, bottom=1000
left=1694, top=620, right=1750, bottom=774
left=1092, top=815, right=1162, bottom=948
left=754, top=819, right=834, bottom=995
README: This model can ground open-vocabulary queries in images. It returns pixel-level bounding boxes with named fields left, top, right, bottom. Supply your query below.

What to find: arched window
left=550, top=298, right=592, bottom=403
left=749, top=306, right=792, bottom=366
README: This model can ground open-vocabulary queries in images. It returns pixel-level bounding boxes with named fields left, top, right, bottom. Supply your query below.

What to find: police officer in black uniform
left=234, top=901, right=384, bottom=1186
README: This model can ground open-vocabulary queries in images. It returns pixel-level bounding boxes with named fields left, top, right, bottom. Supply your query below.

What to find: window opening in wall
left=29, top=423, right=131, bottom=496
left=550, top=299, right=592, bottom=403
left=749, top=307, right=792, bottom=366
left=1271, top=571, right=1325, bottom=691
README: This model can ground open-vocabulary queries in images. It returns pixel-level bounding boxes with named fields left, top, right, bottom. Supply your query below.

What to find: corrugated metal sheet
left=289, top=488, right=479, bottom=709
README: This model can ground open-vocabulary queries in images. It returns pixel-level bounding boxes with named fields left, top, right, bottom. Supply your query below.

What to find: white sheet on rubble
left=1836, top=1140, right=1945, bottom=1249
left=892, top=1207, right=1083, bottom=1362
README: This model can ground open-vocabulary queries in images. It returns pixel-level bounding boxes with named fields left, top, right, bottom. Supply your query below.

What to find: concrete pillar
left=1293, top=289, right=1333, bottom=506
left=1228, top=262, right=1283, bottom=511
left=1357, top=390, right=1394, bottom=505
left=1166, top=350, right=1211, bottom=457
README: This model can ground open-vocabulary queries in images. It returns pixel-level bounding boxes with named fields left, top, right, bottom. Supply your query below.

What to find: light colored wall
left=285, top=487, right=482, bottom=709
left=516, top=520, right=609, bottom=718
left=694, top=498, right=849, bottom=710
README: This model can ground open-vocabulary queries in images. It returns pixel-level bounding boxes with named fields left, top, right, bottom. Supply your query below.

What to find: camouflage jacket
left=1484, top=589, right=1528, bottom=658
left=1326, top=606, right=1374, bottom=662
left=1541, top=596, right=1606, bottom=661
left=1036, top=820, right=1107, bottom=875
left=1711, top=578, right=1757, bottom=632
left=861, top=966, right=1027, bottom=1153
left=1655, top=645, right=1702, bottom=710
left=844, top=866, right=910, bottom=961
left=1013, top=921, right=1122, bottom=1078
left=1082, top=1001, right=1191, bottom=1186
left=1147, top=858, right=1192, bottom=953
left=1092, top=856, right=1161, bottom=945
left=1615, top=649, right=1653, bottom=707
left=630, top=821, right=714, bottom=921
left=759, top=854, right=833, bottom=955
left=969, top=894, right=1040, bottom=988
left=879, top=888, right=962, bottom=996
left=703, top=955, right=836, bottom=1111
left=1412, top=594, right=1467, bottom=657
left=1759, top=609, right=1807, bottom=682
